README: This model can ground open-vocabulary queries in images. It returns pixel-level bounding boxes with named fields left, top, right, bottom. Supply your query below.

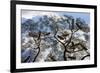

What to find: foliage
left=21, top=14, right=90, bottom=62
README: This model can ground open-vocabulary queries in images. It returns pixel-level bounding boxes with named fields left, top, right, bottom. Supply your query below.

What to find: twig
left=33, top=47, right=40, bottom=62
left=23, top=56, right=30, bottom=62
left=81, top=54, right=90, bottom=60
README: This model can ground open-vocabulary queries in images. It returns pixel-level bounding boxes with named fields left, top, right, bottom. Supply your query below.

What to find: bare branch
left=54, top=35, right=64, bottom=45
left=33, top=47, right=40, bottom=62
left=23, top=56, right=30, bottom=63
left=32, top=31, right=42, bottom=62
left=81, top=54, right=90, bottom=60
left=65, top=32, right=73, bottom=46
left=54, top=27, right=65, bottom=45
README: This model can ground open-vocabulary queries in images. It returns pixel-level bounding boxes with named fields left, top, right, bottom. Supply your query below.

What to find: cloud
left=22, top=10, right=59, bottom=19
left=21, top=10, right=90, bottom=24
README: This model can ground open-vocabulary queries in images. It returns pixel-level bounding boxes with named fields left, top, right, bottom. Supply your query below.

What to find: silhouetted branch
left=23, top=56, right=30, bottom=63
left=81, top=54, right=90, bottom=60
left=31, top=31, right=42, bottom=62
left=54, top=35, right=64, bottom=45
left=65, top=32, right=73, bottom=46
left=49, top=56, right=57, bottom=61
left=54, top=28, right=65, bottom=45
left=33, top=47, right=40, bottom=62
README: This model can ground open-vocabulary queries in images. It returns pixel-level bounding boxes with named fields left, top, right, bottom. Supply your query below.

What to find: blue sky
left=22, top=10, right=90, bottom=24
left=60, top=12, right=90, bottom=24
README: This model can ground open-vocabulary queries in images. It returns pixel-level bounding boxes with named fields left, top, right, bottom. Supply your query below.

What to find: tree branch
left=54, top=28, right=65, bottom=45
left=23, top=56, right=30, bottom=63
left=81, top=54, right=90, bottom=60
left=32, top=31, right=41, bottom=62
left=33, top=47, right=40, bottom=62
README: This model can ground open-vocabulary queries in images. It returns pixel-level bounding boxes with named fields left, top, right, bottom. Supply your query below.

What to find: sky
left=22, top=10, right=90, bottom=24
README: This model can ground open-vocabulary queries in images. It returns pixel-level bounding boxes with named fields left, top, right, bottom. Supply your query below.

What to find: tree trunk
left=63, top=45, right=67, bottom=61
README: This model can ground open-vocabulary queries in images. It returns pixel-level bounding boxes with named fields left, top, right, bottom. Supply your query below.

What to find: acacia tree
left=53, top=15, right=90, bottom=61
left=22, top=15, right=90, bottom=62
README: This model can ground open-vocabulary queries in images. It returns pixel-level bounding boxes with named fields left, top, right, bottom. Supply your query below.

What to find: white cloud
left=22, top=10, right=60, bottom=19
